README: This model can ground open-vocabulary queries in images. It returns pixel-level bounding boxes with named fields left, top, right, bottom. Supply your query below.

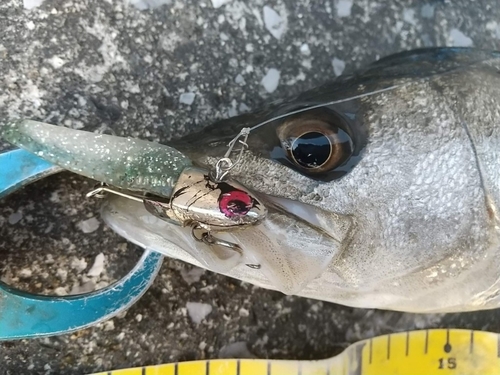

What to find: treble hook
left=191, top=224, right=243, bottom=253
left=190, top=224, right=261, bottom=269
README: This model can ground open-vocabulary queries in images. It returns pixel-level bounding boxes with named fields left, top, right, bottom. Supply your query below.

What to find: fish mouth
left=101, top=189, right=354, bottom=295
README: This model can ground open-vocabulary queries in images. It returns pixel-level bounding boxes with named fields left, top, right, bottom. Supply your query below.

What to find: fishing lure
left=4, top=119, right=267, bottom=244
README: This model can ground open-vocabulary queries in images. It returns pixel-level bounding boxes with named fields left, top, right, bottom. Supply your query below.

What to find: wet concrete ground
left=2, top=0, right=500, bottom=373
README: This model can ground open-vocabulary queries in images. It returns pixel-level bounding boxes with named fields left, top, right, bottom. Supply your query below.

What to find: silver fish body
left=6, top=48, right=500, bottom=313
left=101, top=48, right=500, bottom=313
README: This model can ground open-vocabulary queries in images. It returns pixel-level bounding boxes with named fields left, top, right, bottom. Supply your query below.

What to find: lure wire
left=212, top=127, right=251, bottom=182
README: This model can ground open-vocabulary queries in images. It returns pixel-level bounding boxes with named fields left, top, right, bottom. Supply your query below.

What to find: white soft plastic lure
left=4, top=48, right=500, bottom=313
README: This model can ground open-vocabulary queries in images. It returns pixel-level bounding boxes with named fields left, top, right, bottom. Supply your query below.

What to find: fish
left=4, top=47, right=500, bottom=314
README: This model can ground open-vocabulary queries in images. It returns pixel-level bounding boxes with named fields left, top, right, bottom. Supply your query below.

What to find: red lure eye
left=219, top=190, right=253, bottom=218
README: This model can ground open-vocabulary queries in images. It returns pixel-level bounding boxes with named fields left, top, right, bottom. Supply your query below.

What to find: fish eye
left=276, top=115, right=353, bottom=174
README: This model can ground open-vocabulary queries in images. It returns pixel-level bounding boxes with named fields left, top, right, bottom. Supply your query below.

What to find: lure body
left=144, top=167, right=267, bottom=231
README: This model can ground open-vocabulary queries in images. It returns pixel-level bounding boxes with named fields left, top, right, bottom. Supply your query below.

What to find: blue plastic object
left=0, top=148, right=61, bottom=199
left=0, top=149, right=164, bottom=340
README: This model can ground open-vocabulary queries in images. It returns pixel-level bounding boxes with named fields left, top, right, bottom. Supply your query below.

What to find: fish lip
left=256, top=192, right=355, bottom=246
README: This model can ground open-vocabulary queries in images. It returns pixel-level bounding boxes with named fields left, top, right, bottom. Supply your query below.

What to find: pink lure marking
left=219, top=190, right=253, bottom=218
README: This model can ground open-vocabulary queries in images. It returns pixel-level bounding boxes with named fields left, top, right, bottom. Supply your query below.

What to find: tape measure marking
left=387, top=334, right=391, bottom=359
left=425, top=329, right=429, bottom=354
left=497, top=334, right=500, bottom=357
left=368, top=339, right=372, bottom=364
left=449, top=329, right=454, bottom=351
left=469, top=330, right=473, bottom=354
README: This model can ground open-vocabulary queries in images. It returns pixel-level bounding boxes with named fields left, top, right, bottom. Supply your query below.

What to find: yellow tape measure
left=90, top=329, right=500, bottom=375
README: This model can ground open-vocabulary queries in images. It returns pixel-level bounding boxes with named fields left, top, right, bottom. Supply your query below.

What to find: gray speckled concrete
left=2, top=0, right=500, bottom=374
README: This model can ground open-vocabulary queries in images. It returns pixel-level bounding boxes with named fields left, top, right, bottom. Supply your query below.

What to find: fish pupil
left=291, top=132, right=331, bottom=168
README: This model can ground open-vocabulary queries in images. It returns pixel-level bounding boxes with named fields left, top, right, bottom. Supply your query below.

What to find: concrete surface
left=1, top=0, right=500, bottom=373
